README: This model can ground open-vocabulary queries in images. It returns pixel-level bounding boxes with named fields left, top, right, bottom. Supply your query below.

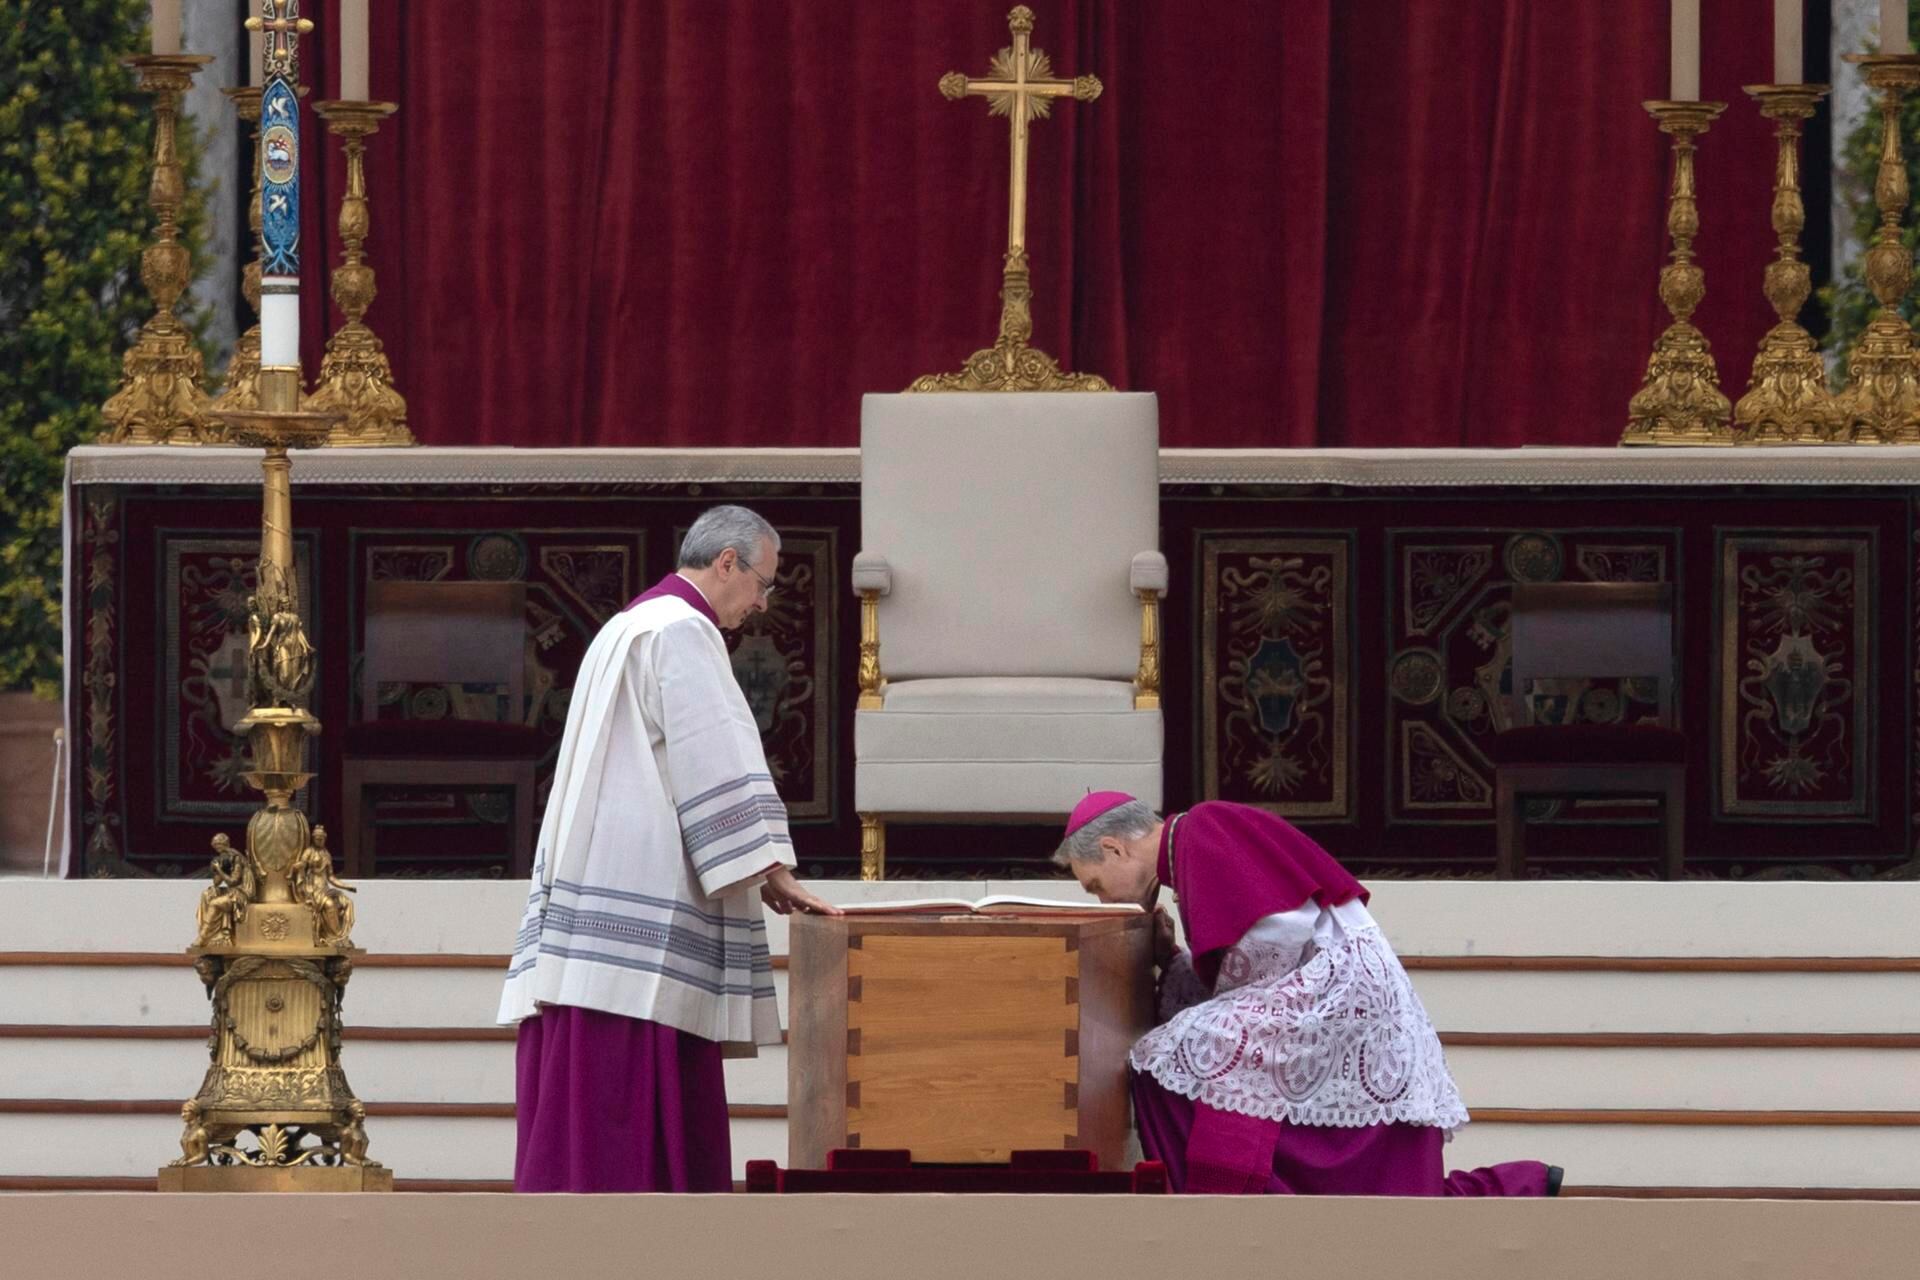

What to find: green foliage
left=0, top=1, right=214, bottom=697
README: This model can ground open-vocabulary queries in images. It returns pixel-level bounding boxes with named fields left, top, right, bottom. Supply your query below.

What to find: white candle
left=150, top=0, right=180, bottom=55
left=249, top=22, right=264, bottom=85
left=260, top=292, right=299, bottom=367
left=340, top=0, right=369, bottom=100
left=1774, top=0, right=1802, bottom=83
left=1886, top=0, right=1912, bottom=55
left=1671, top=0, right=1700, bottom=100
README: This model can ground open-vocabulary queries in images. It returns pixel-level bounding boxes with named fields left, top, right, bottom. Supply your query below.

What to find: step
left=0, top=1111, right=787, bottom=1181
left=0, top=1036, right=789, bottom=1107
left=0, top=965, right=795, bottom=1030
left=5, top=1107, right=1915, bottom=1189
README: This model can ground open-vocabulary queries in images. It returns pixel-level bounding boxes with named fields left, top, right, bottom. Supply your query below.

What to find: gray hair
left=678, top=505, right=781, bottom=570
left=1051, top=799, right=1160, bottom=867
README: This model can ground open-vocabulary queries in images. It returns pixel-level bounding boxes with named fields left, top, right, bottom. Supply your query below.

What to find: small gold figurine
left=170, top=1099, right=211, bottom=1167
left=192, top=835, right=256, bottom=948
left=338, top=1099, right=374, bottom=1167
left=294, top=825, right=356, bottom=947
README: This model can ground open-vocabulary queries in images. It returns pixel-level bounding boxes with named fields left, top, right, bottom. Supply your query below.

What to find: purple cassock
left=1126, top=799, right=1551, bottom=1197
left=512, top=574, right=738, bottom=1193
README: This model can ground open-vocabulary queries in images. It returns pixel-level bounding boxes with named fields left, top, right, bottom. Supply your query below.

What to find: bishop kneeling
left=1057, top=792, right=1559, bottom=1197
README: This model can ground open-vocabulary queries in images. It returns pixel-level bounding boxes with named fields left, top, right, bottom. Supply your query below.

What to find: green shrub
left=0, top=0, right=213, bottom=697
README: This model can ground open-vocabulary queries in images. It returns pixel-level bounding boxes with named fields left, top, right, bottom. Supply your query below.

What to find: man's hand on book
left=761, top=866, right=842, bottom=916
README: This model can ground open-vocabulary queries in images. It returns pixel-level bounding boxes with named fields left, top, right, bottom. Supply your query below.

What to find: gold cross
left=939, top=5, right=1101, bottom=259
left=911, top=6, right=1109, bottom=392
left=246, top=1, right=314, bottom=79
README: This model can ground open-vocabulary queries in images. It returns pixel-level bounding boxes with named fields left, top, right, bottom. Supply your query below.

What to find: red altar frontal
left=61, top=445, right=1920, bottom=881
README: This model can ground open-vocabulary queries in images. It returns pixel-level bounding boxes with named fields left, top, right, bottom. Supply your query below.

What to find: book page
left=974, top=895, right=1142, bottom=913
left=836, top=895, right=1142, bottom=915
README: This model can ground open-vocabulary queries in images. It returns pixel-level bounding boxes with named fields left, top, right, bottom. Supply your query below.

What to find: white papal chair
left=851, top=391, right=1165, bottom=879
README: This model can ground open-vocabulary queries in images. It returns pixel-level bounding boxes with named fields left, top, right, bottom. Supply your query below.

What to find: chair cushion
left=1487, top=725, right=1687, bottom=766
left=344, top=719, right=547, bottom=760
left=881, top=677, right=1136, bottom=715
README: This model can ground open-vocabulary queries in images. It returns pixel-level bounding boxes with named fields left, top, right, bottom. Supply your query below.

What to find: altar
left=60, top=444, right=1920, bottom=881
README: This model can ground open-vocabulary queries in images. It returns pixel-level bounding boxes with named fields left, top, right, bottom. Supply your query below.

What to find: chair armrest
left=853, top=551, right=892, bottom=597
left=1130, top=551, right=1168, bottom=597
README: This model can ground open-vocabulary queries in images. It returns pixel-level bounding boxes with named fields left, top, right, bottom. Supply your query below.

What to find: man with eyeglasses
left=500, top=504, right=838, bottom=1192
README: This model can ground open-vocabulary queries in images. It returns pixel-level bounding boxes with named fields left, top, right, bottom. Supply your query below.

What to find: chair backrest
left=1509, top=582, right=1675, bottom=726
left=860, top=392, right=1159, bottom=680
left=360, top=580, right=527, bottom=721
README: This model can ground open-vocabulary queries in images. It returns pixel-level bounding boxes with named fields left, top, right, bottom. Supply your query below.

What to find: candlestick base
left=1625, top=322, right=1736, bottom=446
left=1737, top=324, right=1842, bottom=443
left=101, top=53, right=218, bottom=446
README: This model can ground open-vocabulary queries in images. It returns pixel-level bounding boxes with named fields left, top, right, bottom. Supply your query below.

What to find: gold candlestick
left=1734, top=84, right=1840, bottom=444
left=1624, top=100, right=1734, bottom=447
left=170, top=367, right=392, bottom=1190
left=101, top=53, right=217, bottom=445
left=308, top=99, right=412, bottom=446
left=1835, top=55, right=1920, bottom=444
left=209, top=86, right=265, bottom=415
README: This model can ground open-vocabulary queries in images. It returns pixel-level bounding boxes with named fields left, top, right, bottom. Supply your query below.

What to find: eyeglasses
left=738, top=558, right=777, bottom=600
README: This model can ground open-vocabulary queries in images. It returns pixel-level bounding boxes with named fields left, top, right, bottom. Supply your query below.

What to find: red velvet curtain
left=294, top=1, right=1776, bottom=447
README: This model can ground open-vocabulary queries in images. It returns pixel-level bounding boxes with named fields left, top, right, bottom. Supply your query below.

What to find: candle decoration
left=101, top=53, right=217, bottom=445
left=1623, top=100, right=1734, bottom=446
left=1734, top=83, right=1839, bottom=444
left=308, top=98, right=412, bottom=445
left=162, top=1, right=391, bottom=1193
left=1835, top=54, right=1920, bottom=444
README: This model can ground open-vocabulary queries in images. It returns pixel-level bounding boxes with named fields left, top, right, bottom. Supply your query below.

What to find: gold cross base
left=908, top=250, right=1111, bottom=392
left=906, top=338, right=1112, bottom=393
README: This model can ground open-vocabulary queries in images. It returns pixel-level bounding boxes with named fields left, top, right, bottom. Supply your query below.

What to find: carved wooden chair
left=850, top=392, right=1165, bottom=879
left=338, top=581, right=542, bottom=877
left=1488, top=583, right=1686, bottom=879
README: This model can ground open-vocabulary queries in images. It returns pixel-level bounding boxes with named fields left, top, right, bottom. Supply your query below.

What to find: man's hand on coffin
left=759, top=865, right=842, bottom=916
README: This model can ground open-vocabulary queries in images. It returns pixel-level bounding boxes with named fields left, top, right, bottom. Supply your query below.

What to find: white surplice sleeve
left=652, top=616, right=796, bottom=899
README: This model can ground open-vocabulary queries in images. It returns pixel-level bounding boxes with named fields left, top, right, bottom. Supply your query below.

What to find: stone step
left=5, top=1109, right=1917, bottom=1188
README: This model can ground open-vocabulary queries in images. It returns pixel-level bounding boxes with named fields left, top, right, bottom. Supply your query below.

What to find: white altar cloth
left=65, top=444, right=1920, bottom=490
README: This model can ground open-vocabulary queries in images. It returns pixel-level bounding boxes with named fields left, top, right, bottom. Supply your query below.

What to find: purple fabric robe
left=512, top=573, right=739, bottom=1194
left=515, top=1005, right=733, bottom=1193
left=1145, top=802, right=1550, bottom=1197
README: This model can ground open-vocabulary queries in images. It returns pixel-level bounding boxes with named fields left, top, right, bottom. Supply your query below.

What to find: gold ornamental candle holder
left=210, top=85, right=266, bottom=415
left=101, top=53, right=218, bottom=445
left=308, top=99, right=412, bottom=446
left=1835, top=54, right=1920, bottom=445
left=160, top=367, right=391, bottom=1191
left=1623, top=100, right=1734, bottom=447
left=1734, top=84, right=1841, bottom=444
